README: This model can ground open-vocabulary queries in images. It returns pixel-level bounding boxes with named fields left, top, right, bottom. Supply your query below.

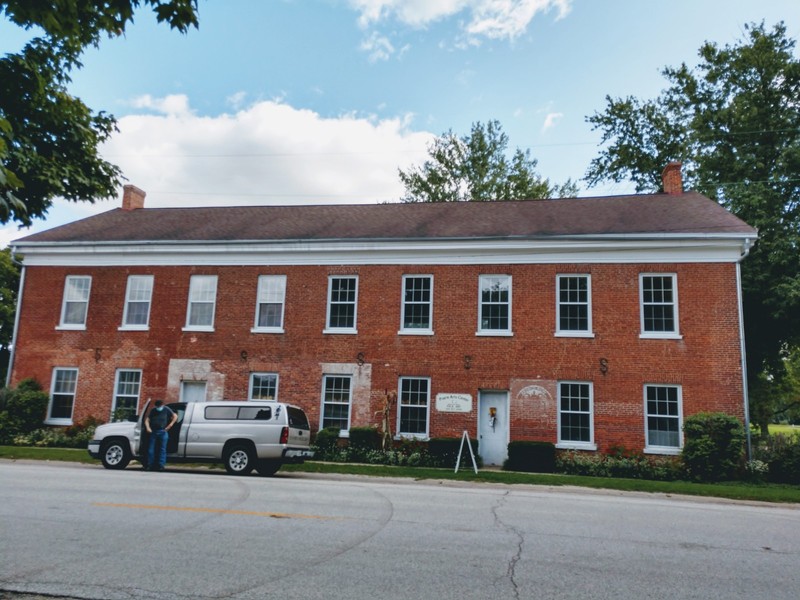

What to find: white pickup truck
left=87, top=400, right=314, bottom=476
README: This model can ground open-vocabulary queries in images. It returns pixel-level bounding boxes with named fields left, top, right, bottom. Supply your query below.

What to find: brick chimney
left=661, top=162, right=683, bottom=195
left=122, top=185, right=146, bottom=210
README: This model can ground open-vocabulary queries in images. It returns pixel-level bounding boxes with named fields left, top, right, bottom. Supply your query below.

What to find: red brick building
left=8, top=166, right=757, bottom=464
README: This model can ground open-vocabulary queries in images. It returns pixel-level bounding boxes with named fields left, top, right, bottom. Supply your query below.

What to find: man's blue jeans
left=148, top=429, right=168, bottom=470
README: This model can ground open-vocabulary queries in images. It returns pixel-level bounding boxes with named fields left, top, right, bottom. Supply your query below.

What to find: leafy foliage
left=0, top=247, right=20, bottom=381
left=399, top=120, right=578, bottom=202
left=0, top=1, right=199, bottom=224
left=504, top=441, right=556, bottom=473
left=556, top=448, right=685, bottom=481
left=584, top=22, right=800, bottom=432
left=682, top=413, right=746, bottom=482
left=753, top=432, right=800, bottom=485
left=0, top=378, right=48, bottom=443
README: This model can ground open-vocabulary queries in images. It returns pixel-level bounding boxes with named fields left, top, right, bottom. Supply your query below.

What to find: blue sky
left=2, top=0, right=798, bottom=247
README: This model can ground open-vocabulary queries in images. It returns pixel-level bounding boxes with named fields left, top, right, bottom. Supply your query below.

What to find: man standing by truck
left=145, top=401, right=177, bottom=471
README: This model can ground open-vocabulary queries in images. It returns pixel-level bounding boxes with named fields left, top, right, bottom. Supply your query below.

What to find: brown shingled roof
left=15, top=191, right=755, bottom=245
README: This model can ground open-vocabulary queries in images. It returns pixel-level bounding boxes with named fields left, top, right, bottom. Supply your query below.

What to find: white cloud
left=350, top=0, right=572, bottom=43
left=360, top=31, right=396, bottom=62
left=2, top=95, right=435, bottom=248
left=542, top=111, right=563, bottom=132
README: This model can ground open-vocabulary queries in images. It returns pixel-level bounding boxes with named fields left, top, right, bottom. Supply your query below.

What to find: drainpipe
left=737, top=238, right=753, bottom=460
left=5, top=247, right=24, bottom=388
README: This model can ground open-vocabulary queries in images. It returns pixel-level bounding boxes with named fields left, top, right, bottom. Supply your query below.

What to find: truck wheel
left=256, top=460, right=281, bottom=477
left=224, top=444, right=255, bottom=475
left=100, top=439, right=131, bottom=470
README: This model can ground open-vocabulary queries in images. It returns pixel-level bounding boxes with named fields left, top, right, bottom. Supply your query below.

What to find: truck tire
left=224, top=443, right=255, bottom=475
left=100, top=439, right=131, bottom=470
left=255, top=459, right=281, bottom=477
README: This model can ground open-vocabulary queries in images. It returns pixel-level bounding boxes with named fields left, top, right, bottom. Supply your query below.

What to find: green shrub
left=682, top=412, right=745, bottom=482
left=755, top=433, right=800, bottom=485
left=505, top=441, right=556, bottom=473
left=349, top=427, right=380, bottom=451
left=556, top=449, right=684, bottom=481
left=312, top=427, right=341, bottom=459
left=428, top=437, right=479, bottom=468
left=0, top=379, right=49, bottom=444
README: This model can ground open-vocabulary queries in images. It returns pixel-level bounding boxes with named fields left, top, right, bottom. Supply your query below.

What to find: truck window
left=287, top=407, right=310, bottom=430
left=238, top=406, right=272, bottom=420
left=205, top=406, right=239, bottom=420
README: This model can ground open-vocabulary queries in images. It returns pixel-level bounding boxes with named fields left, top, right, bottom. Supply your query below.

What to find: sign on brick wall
left=435, top=393, right=472, bottom=413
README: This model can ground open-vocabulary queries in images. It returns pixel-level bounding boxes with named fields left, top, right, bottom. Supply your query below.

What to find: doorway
left=478, top=391, right=509, bottom=466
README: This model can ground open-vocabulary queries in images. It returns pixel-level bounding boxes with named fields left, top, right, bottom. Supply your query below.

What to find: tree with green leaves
left=584, top=21, right=800, bottom=436
left=0, top=1, right=199, bottom=226
left=399, top=120, right=578, bottom=202
left=0, top=247, right=20, bottom=383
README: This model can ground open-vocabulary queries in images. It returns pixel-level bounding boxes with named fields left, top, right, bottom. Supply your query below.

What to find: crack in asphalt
left=491, top=491, right=524, bottom=600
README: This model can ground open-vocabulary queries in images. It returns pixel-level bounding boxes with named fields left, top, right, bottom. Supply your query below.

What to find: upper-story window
left=400, top=275, right=433, bottom=334
left=184, top=275, right=218, bottom=331
left=121, top=275, right=153, bottom=329
left=644, top=384, right=683, bottom=454
left=47, top=367, right=78, bottom=425
left=249, top=372, right=279, bottom=401
left=113, top=369, right=142, bottom=421
left=253, top=275, right=286, bottom=333
left=58, top=276, right=91, bottom=329
left=640, top=274, right=680, bottom=338
left=325, top=275, right=358, bottom=333
left=556, top=275, right=593, bottom=336
left=478, top=275, right=512, bottom=335
left=397, top=376, right=430, bottom=438
left=557, top=381, right=595, bottom=450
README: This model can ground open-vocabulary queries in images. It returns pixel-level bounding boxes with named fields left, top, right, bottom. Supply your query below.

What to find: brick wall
left=11, top=261, right=745, bottom=453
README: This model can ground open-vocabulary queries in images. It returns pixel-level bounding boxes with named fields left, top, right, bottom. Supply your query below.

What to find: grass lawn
left=767, top=423, right=800, bottom=436
left=2, top=445, right=798, bottom=504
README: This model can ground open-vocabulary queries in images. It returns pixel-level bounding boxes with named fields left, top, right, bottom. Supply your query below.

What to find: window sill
left=398, top=329, right=434, bottom=336
left=394, top=434, right=429, bottom=441
left=118, top=325, right=149, bottom=331
left=475, top=331, right=514, bottom=337
left=323, top=328, right=358, bottom=335
left=45, top=418, right=73, bottom=426
left=250, top=327, right=285, bottom=334
left=640, top=332, right=682, bottom=340
left=555, top=332, right=595, bottom=338
left=182, top=326, right=215, bottom=333
left=644, top=446, right=681, bottom=456
left=56, top=325, right=86, bottom=331
left=556, top=442, right=597, bottom=451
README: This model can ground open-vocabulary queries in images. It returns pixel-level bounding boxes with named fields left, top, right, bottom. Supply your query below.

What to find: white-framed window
left=478, top=274, right=512, bottom=335
left=184, top=275, right=218, bottom=331
left=644, top=384, right=683, bottom=454
left=249, top=373, right=279, bottom=401
left=321, top=374, right=352, bottom=434
left=121, top=275, right=153, bottom=329
left=47, top=367, right=78, bottom=424
left=397, top=377, right=430, bottom=438
left=112, top=369, right=142, bottom=421
left=253, top=275, right=286, bottom=333
left=58, top=276, right=91, bottom=329
left=556, top=274, right=593, bottom=336
left=640, top=274, right=681, bottom=338
left=325, top=275, right=358, bottom=333
left=557, top=381, right=595, bottom=450
left=400, top=275, right=433, bottom=334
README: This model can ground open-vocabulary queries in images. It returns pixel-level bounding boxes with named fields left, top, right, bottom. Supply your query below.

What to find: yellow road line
left=92, top=502, right=334, bottom=520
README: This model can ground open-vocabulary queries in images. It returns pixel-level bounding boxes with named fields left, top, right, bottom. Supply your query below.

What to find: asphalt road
left=1, top=460, right=798, bottom=600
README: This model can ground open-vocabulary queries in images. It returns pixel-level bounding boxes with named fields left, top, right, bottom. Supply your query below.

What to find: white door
left=180, top=381, right=207, bottom=403
left=478, top=391, right=509, bottom=466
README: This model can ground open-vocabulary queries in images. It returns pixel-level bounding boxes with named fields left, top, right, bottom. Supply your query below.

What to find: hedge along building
left=8, top=164, right=756, bottom=465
